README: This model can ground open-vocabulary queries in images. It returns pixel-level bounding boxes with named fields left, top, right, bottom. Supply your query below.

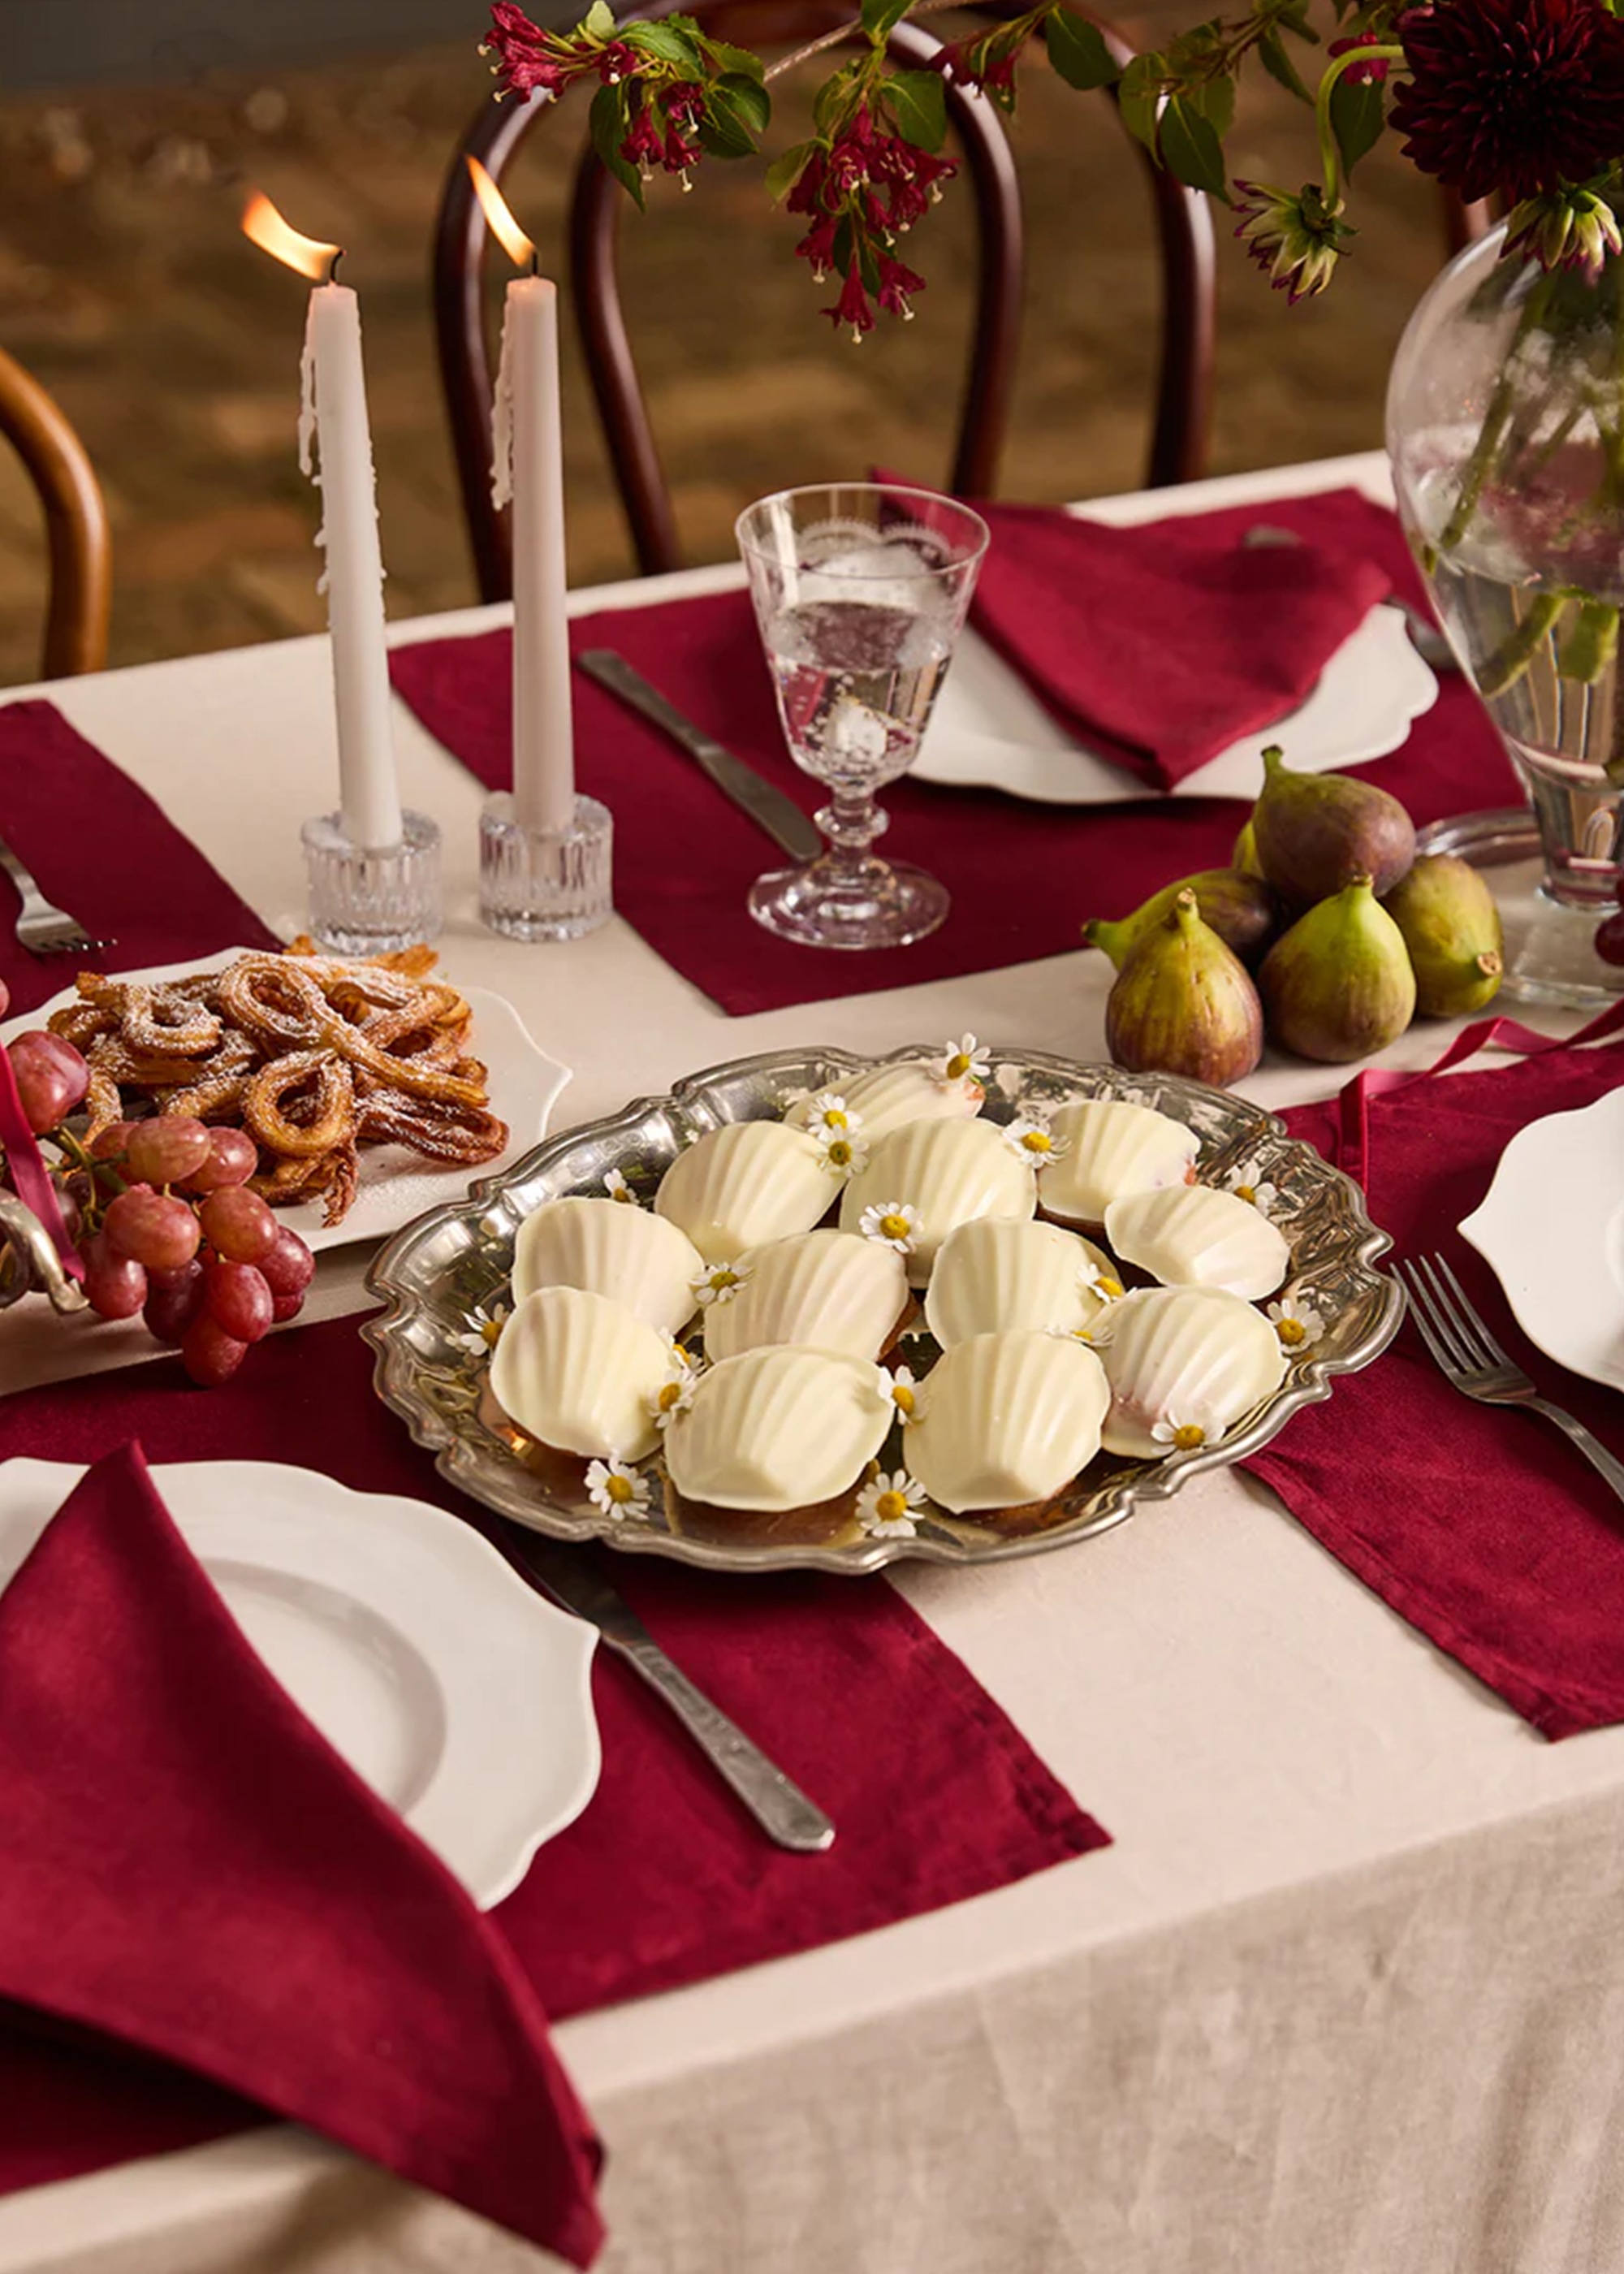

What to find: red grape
left=1597, top=910, right=1624, bottom=966
left=144, top=1260, right=205, bottom=1344
left=8, top=1031, right=89, bottom=1134
left=125, top=1114, right=212, bottom=1187
left=82, top=1233, right=148, bottom=1321
left=103, top=1187, right=201, bottom=1273
left=89, top=1121, right=136, bottom=1162
left=258, top=1226, right=316, bottom=1299
left=186, top=1127, right=258, bottom=1191
left=197, top=1185, right=277, bottom=1263
left=270, top=1290, right=306, bottom=1325
left=180, top=1313, right=248, bottom=1387
left=204, top=1258, right=273, bottom=1343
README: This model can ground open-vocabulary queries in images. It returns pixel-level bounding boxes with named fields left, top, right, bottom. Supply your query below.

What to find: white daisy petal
left=857, top=1200, right=923, bottom=1256
left=585, top=1457, right=652, bottom=1520
left=856, top=1467, right=928, bottom=1539
left=1266, top=1295, right=1324, bottom=1349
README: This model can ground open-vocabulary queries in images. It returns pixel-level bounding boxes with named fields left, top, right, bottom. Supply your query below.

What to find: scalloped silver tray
left=362, top=1046, right=1404, bottom=1576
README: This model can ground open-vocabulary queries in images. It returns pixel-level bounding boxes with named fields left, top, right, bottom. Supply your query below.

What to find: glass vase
left=1387, top=223, right=1624, bottom=1005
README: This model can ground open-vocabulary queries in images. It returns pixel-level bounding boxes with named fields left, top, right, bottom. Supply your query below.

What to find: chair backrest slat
left=0, top=344, right=111, bottom=680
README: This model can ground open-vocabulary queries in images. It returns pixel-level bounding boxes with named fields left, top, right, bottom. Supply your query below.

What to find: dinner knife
left=499, top=1524, right=836, bottom=1853
left=577, top=648, right=823, bottom=862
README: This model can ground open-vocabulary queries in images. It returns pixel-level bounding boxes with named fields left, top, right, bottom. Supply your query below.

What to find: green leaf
left=765, top=138, right=817, bottom=202
left=1116, top=52, right=1164, bottom=157
left=700, top=37, right=764, bottom=80
left=1186, top=67, right=1235, bottom=139
left=1329, top=73, right=1384, bottom=177
left=1159, top=95, right=1230, bottom=199
left=581, top=0, right=616, bottom=39
left=588, top=80, right=645, bottom=208
left=862, top=0, right=914, bottom=42
left=813, top=63, right=857, bottom=136
left=832, top=214, right=855, bottom=275
left=621, top=19, right=702, bottom=66
left=1256, top=26, right=1313, bottom=102
left=696, top=76, right=767, bottom=158
left=883, top=67, right=947, bottom=152
left=718, top=70, right=770, bottom=134
left=1045, top=9, right=1117, bottom=91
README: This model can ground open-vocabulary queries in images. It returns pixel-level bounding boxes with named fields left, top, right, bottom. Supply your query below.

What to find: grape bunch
left=2, top=984, right=316, bottom=1388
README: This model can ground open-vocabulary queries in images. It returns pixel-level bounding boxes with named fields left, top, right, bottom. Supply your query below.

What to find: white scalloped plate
left=914, top=606, right=1438, bottom=803
left=1458, top=1084, right=1624, bottom=1390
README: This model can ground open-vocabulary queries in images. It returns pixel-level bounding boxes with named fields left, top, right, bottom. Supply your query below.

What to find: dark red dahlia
left=1391, top=0, right=1624, bottom=206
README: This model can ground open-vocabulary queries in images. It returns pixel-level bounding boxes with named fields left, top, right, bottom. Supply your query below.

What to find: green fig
left=1252, top=745, right=1417, bottom=910
left=1106, top=890, right=1264, bottom=1087
left=1233, top=815, right=1264, bottom=879
left=1259, top=874, right=1417, bottom=1062
left=1082, top=868, right=1276, bottom=970
left=1380, top=854, right=1503, bottom=1017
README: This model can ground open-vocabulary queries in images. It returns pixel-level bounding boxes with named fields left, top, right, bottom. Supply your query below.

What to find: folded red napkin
left=1245, top=1026, right=1624, bottom=1738
left=0, top=1442, right=603, bottom=2262
left=0, top=1322, right=1106, bottom=2195
left=0, top=701, right=278, bottom=1017
left=389, top=489, right=1519, bottom=1016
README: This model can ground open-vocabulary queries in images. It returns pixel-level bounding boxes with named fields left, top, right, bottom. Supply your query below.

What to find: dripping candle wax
left=242, top=192, right=403, bottom=853
left=468, top=158, right=576, bottom=837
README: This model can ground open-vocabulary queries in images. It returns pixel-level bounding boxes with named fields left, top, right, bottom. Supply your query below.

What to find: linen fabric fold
left=0, top=701, right=279, bottom=1015
left=0, top=1442, right=605, bottom=2264
left=388, top=488, right=1518, bottom=1015
left=1244, top=1033, right=1624, bottom=1739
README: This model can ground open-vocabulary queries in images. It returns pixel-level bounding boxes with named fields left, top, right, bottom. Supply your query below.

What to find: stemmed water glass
left=735, top=482, right=990, bottom=950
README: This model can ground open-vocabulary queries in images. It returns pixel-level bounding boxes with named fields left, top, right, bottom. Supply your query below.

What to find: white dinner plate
left=0, top=1458, right=601, bottom=1906
left=914, top=605, right=1439, bottom=804
left=1, top=948, right=572, bottom=1253
left=1458, top=1085, right=1624, bottom=1391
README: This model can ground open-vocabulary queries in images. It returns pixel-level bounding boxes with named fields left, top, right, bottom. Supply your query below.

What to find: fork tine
left=1433, top=1255, right=1515, bottom=1369
left=1415, top=1256, right=1485, bottom=1368
left=1393, top=1263, right=1462, bottom=1378
left=1418, top=1255, right=1498, bottom=1370
left=1401, top=1257, right=1476, bottom=1372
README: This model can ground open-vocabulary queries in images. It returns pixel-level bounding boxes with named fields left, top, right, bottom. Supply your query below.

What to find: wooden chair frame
left=0, top=344, right=111, bottom=680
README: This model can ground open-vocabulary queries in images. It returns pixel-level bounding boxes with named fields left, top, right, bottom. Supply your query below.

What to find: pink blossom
left=824, top=264, right=875, bottom=341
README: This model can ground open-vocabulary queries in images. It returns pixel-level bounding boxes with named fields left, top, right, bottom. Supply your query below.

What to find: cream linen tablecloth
left=2, top=454, right=1621, bottom=2274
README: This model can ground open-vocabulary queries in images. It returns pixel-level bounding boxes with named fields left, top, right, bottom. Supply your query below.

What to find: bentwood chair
left=0, top=344, right=111, bottom=679
left=434, top=0, right=1216, bottom=596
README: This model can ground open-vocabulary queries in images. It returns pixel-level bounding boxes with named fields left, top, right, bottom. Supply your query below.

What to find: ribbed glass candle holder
left=478, top=791, right=613, bottom=941
left=301, top=809, right=443, bottom=954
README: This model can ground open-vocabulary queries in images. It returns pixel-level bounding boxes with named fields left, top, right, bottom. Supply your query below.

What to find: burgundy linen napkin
left=0, top=701, right=277, bottom=1016
left=0, top=1442, right=604, bottom=2260
left=1244, top=1027, right=1624, bottom=1739
left=0, top=1321, right=1107, bottom=2194
left=389, top=489, right=1520, bottom=1015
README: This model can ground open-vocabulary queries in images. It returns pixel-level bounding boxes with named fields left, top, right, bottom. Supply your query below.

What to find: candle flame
left=467, top=158, right=536, bottom=270
left=242, top=191, right=341, bottom=282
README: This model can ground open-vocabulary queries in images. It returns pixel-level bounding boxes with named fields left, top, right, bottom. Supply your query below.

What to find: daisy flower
left=931, top=1032, right=991, bottom=1089
left=585, top=1458, right=651, bottom=1520
left=1078, top=1257, right=1125, bottom=1303
left=1267, top=1295, right=1325, bottom=1350
left=879, top=1361, right=922, bottom=1422
left=1224, top=1163, right=1280, bottom=1216
left=803, top=1090, right=862, bottom=1135
left=689, top=1260, right=750, bottom=1308
left=449, top=1300, right=509, bottom=1358
left=1151, top=1410, right=1221, bottom=1455
left=858, top=1200, right=923, bottom=1256
left=1004, top=1117, right=1068, bottom=1166
left=814, top=1124, right=870, bottom=1178
left=604, top=1168, right=637, bottom=1204
left=649, top=1354, right=699, bottom=1429
left=856, top=1468, right=927, bottom=1539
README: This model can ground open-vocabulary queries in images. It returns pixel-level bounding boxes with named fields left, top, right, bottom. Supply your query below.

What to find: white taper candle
left=491, top=275, right=576, bottom=836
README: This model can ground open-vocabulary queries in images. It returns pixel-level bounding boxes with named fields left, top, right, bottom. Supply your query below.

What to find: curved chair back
left=0, top=344, right=111, bottom=679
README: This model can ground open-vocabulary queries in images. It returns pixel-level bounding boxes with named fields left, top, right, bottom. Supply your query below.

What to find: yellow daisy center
left=946, top=1052, right=971, bottom=1080
left=875, top=1489, right=909, bottom=1522
left=1234, top=1183, right=1257, bottom=1205
left=606, top=1472, right=638, bottom=1504
left=708, top=1268, right=740, bottom=1295
left=892, top=1381, right=916, bottom=1416
left=1019, top=1130, right=1052, bottom=1155
left=1277, top=1316, right=1307, bottom=1347
left=1097, top=1275, right=1124, bottom=1300
left=879, top=1213, right=913, bottom=1243
left=1171, top=1423, right=1206, bottom=1451
left=821, top=1108, right=848, bottom=1130
left=827, top=1139, right=854, bottom=1168
left=656, top=1381, right=685, bottom=1412
left=480, top=1316, right=505, bottom=1348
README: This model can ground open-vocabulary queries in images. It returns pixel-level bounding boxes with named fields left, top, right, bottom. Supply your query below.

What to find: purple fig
left=1082, top=868, right=1276, bottom=970
left=1233, top=815, right=1264, bottom=879
left=1252, top=745, right=1416, bottom=909
left=1260, top=874, right=1417, bottom=1062
left=1380, top=854, right=1503, bottom=1017
left=1106, top=890, right=1264, bottom=1087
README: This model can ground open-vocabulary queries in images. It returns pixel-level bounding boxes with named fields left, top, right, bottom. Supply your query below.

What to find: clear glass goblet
left=735, top=482, right=990, bottom=950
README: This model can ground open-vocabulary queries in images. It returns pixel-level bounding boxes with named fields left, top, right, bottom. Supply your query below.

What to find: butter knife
left=577, top=648, right=823, bottom=862
left=500, top=1524, right=836, bottom=1853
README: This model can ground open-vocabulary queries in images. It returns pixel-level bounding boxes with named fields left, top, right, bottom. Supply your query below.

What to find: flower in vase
left=1504, top=185, right=1624, bottom=281
left=1233, top=180, right=1353, bottom=305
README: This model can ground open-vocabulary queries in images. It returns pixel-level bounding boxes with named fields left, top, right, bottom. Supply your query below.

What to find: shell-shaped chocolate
left=787, top=1060, right=983, bottom=1143
left=702, top=1230, right=909, bottom=1365
left=923, top=1217, right=1117, bottom=1346
left=1040, top=1098, right=1200, bottom=1228
left=1096, top=1285, right=1285, bottom=1459
left=654, top=1120, right=836, bottom=1265
left=512, top=1195, right=703, bottom=1334
left=1104, top=1185, right=1290, bottom=1301
left=838, top=1117, right=1036, bottom=1287
left=490, top=1286, right=670, bottom=1462
left=906, top=1331, right=1109, bottom=1513
left=663, top=1344, right=893, bottom=1512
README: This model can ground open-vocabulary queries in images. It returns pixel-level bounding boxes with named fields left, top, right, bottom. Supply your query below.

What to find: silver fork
left=0, top=832, right=111, bottom=958
left=1396, top=1254, right=1624, bottom=1516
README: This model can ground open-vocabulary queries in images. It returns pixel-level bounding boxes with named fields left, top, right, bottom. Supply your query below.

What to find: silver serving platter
left=362, top=1045, right=1404, bottom=1576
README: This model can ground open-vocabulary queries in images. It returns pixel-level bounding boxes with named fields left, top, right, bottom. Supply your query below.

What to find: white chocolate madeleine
left=1104, top=1184, right=1290, bottom=1302
left=663, top=1344, right=893, bottom=1513
left=924, top=1217, right=1119, bottom=1347
left=490, top=1286, right=671, bottom=1463
left=786, top=1059, right=983, bottom=1143
left=905, top=1330, right=1110, bottom=1514
left=839, top=1116, right=1036, bottom=1287
left=654, top=1120, right=835, bottom=1265
left=1096, top=1285, right=1286, bottom=1459
left=512, top=1195, right=704, bottom=1334
left=1039, top=1098, right=1200, bottom=1228
left=702, top=1230, right=909, bottom=1365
